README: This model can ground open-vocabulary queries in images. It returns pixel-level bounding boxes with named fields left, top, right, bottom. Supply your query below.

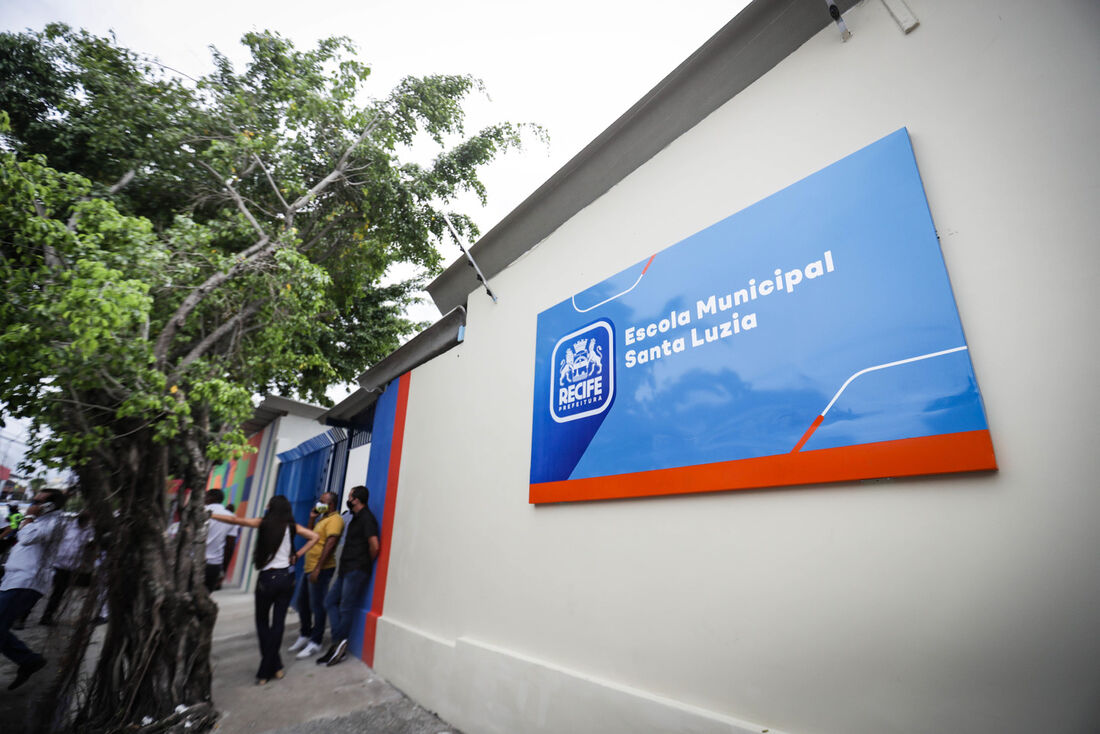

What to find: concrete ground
left=0, top=586, right=459, bottom=733
left=209, top=588, right=460, bottom=734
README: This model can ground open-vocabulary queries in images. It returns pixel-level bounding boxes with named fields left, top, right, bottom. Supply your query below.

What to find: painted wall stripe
left=362, top=371, right=411, bottom=666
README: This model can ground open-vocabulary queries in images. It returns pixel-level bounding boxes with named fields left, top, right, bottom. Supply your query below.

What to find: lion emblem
left=559, top=338, right=603, bottom=385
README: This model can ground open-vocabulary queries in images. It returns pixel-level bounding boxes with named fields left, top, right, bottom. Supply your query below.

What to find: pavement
left=209, top=588, right=460, bottom=733
left=0, top=585, right=460, bottom=734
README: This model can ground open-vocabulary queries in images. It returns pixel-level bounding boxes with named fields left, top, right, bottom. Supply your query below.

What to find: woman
left=212, top=496, right=318, bottom=684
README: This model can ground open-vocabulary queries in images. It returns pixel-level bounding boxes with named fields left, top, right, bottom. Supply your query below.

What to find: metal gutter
left=319, top=306, right=467, bottom=426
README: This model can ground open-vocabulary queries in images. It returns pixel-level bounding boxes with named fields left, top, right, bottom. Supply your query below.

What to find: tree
left=0, top=24, right=536, bottom=732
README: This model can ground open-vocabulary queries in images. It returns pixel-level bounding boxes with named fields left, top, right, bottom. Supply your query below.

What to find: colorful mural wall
left=205, top=428, right=266, bottom=576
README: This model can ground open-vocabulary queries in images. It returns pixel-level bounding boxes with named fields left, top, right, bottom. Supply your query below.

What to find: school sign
left=529, top=129, right=996, bottom=503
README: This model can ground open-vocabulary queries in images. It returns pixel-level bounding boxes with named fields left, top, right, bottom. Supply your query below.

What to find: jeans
left=254, top=568, right=294, bottom=679
left=324, top=569, right=370, bottom=643
left=296, top=566, right=334, bottom=645
left=0, top=588, right=44, bottom=667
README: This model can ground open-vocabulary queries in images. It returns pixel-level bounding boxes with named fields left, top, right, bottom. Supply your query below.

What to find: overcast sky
left=3, top=1, right=749, bottom=255
left=0, top=1, right=751, bottom=470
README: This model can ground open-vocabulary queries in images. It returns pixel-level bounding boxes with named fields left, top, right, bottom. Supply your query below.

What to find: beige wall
left=376, top=2, right=1100, bottom=732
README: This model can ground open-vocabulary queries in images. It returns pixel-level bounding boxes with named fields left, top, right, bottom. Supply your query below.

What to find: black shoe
left=316, top=645, right=337, bottom=665
left=8, top=657, right=46, bottom=690
left=326, top=639, right=349, bottom=667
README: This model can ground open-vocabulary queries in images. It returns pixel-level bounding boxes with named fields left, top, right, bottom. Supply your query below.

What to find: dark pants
left=40, top=567, right=90, bottom=623
left=222, top=537, right=237, bottom=574
left=324, top=569, right=370, bottom=643
left=254, top=568, right=294, bottom=679
left=0, top=588, right=44, bottom=667
left=296, top=566, right=335, bottom=645
left=204, top=564, right=223, bottom=592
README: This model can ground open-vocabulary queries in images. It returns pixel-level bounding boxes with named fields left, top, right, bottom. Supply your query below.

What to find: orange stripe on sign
left=791, top=414, right=825, bottom=453
left=362, top=371, right=411, bottom=667
left=530, top=430, right=996, bottom=504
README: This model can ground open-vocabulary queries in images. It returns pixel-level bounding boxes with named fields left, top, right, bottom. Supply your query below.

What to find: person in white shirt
left=203, top=490, right=232, bottom=592
left=39, top=510, right=94, bottom=626
left=212, top=495, right=318, bottom=684
left=0, top=490, right=66, bottom=690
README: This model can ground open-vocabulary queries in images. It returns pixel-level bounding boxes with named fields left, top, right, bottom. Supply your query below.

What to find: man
left=203, top=489, right=232, bottom=592
left=317, top=485, right=379, bottom=666
left=0, top=489, right=65, bottom=690
left=39, top=509, right=94, bottom=625
left=288, top=492, right=344, bottom=659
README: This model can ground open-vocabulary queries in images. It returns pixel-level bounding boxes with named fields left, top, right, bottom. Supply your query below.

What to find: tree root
left=127, top=702, right=219, bottom=734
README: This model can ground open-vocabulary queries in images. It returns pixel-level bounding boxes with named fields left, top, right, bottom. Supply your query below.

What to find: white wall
left=376, top=2, right=1100, bottom=733
left=343, top=443, right=370, bottom=500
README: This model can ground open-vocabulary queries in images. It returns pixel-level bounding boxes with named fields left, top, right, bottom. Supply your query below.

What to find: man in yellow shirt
left=288, top=492, right=344, bottom=659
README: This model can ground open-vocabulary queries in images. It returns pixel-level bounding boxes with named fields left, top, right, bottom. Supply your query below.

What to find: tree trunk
left=36, top=430, right=219, bottom=733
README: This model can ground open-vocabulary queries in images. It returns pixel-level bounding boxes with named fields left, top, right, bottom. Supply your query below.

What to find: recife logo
left=550, top=319, right=615, bottom=423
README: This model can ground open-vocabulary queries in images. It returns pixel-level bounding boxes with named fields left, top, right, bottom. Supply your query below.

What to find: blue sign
left=529, top=129, right=996, bottom=503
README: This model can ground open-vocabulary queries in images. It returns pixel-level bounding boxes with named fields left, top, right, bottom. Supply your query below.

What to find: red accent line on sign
left=529, top=429, right=996, bottom=504
left=572, top=254, right=657, bottom=313
left=791, top=415, right=824, bottom=453
left=362, top=371, right=411, bottom=667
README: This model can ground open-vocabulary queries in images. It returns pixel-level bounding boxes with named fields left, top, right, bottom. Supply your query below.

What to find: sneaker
left=288, top=635, right=310, bottom=652
left=297, top=641, right=322, bottom=659
left=316, top=644, right=337, bottom=665
left=326, top=639, right=349, bottom=667
left=8, top=656, right=46, bottom=691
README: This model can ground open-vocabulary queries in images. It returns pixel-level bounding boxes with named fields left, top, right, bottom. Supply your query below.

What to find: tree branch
left=66, top=169, right=136, bottom=230
left=285, top=113, right=382, bottom=224
left=197, top=161, right=266, bottom=238
left=152, top=233, right=271, bottom=366
left=253, top=154, right=289, bottom=210
left=155, top=113, right=384, bottom=367
left=170, top=300, right=265, bottom=379
left=300, top=213, right=355, bottom=253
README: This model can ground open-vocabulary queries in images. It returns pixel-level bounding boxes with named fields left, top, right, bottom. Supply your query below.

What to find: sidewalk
left=209, top=588, right=460, bottom=734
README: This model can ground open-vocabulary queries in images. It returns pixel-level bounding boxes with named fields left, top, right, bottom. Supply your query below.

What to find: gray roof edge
left=427, top=0, right=857, bottom=314
left=317, top=306, right=468, bottom=428
left=241, top=394, right=327, bottom=437
left=318, top=387, right=379, bottom=429
left=255, top=395, right=327, bottom=419
left=357, top=306, right=466, bottom=393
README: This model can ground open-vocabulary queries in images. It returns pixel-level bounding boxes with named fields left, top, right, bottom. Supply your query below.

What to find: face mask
left=314, top=502, right=328, bottom=514
left=346, top=499, right=355, bottom=512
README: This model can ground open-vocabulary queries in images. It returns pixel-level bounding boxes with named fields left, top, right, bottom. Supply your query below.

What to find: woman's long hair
left=253, top=495, right=295, bottom=569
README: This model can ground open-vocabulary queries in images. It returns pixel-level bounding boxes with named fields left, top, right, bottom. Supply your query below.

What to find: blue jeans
left=296, top=566, right=334, bottom=644
left=324, top=569, right=370, bottom=643
left=0, top=588, right=44, bottom=667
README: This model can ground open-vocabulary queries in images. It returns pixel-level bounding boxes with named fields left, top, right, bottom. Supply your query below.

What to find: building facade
left=328, top=2, right=1100, bottom=732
